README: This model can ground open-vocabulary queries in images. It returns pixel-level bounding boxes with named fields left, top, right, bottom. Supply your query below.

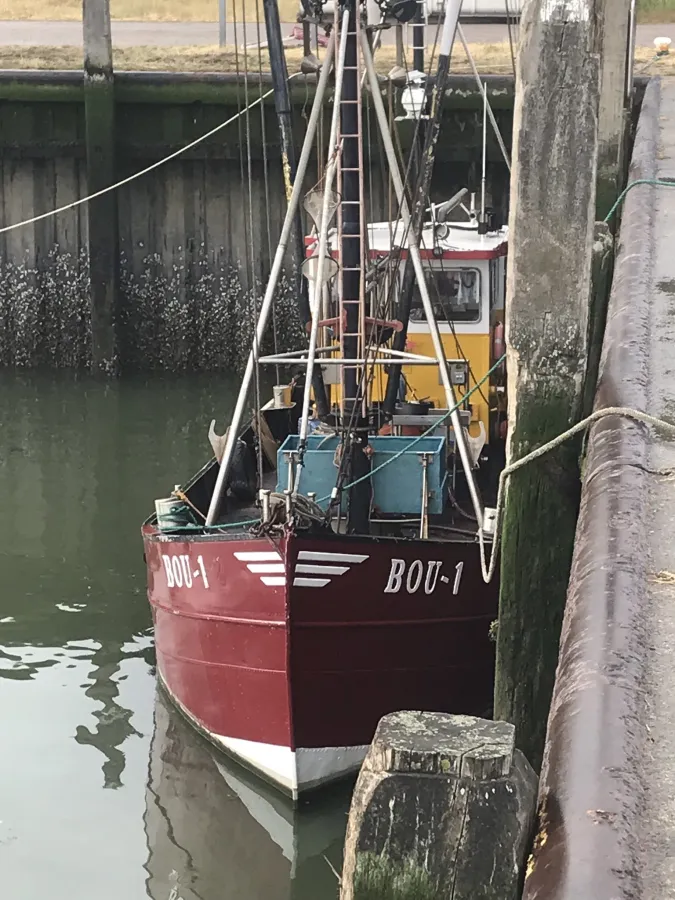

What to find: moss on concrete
left=494, top=387, right=583, bottom=772
left=353, top=852, right=439, bottom=900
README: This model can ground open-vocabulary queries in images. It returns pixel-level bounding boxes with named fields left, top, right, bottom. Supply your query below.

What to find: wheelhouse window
left=409, top=267, right=481, bottom=323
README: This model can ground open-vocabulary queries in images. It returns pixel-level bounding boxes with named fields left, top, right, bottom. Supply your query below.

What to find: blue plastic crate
left=277, top=433, right=447, bottom=515
left=277, top=434, right=342, bottom=510
left=369, top=435, right=447, bottom=515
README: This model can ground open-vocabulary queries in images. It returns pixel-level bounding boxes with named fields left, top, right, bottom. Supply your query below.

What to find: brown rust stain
left=525, top=795, right=551, bottom=881
left=650, top=570, right=675, bottom=585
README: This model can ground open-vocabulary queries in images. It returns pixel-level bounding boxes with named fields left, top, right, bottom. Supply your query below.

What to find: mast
left=339, top=0, right=361, bottom=412
left=382, top=0, right=463, bottom=416
left=361, top=29, right=485, bottom=528
left=262, top=0, right=328, bottom=416
left=412, top=0, right=425, bottom=72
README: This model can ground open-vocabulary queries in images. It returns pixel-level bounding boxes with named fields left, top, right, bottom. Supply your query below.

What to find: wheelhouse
left=305, top=215, right=508, bottom=447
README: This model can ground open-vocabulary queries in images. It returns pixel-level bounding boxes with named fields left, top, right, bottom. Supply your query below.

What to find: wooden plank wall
left=0, top=86, right=512, bottom=371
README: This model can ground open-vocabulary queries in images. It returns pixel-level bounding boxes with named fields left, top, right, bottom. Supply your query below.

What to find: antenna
left=481, top=80, right=487, bottom=224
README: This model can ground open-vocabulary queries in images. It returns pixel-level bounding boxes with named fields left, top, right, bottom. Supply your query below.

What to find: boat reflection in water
left=144, top=687, right=351, bottom=900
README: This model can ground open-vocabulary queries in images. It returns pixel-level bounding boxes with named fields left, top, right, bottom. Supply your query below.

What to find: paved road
left=0, top=19, right=670, bottom=47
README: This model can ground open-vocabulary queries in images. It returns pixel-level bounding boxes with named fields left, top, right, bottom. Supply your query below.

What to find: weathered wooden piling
left=583, top=221, right=613, bottom=418
left=83, top=0, right=118, bottom=371
left=340, top=712, right=537, bottom=900
left=494, top=0, right=602, bottom=771
left=596, top=0, right=635, bottom=220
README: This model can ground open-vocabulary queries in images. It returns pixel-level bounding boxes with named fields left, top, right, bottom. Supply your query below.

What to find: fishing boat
left=142, top=0, right=508, bottom=799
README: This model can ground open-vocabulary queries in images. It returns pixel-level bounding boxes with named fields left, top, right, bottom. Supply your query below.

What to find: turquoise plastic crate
left=277, top=434, right=447, bottom=515
left=369, top=435, right=447, bottom=515
left=277, top=434, right=342, bottom=510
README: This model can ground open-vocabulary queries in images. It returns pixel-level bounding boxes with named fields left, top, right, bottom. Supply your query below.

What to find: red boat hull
left=143, top=528, right=497, bottom=797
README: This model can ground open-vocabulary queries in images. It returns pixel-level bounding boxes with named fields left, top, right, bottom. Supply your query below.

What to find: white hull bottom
left=161, top=679, right=368, bottom=800
left=213, top=734, right=369, bottom=800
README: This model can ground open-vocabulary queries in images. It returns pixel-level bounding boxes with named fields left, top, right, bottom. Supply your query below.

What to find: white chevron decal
left=234, top=550, right=286, bottom=587
left=233, top=549, right=369, bottom=589
left=292, top=550, right=369, bottom=588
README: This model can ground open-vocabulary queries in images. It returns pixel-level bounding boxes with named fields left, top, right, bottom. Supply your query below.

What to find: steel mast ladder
left=335, top=0, right=368, bottom=421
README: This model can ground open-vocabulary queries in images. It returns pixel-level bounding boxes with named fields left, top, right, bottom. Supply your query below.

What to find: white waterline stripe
left=247, top=563, right=285, bottom=574
left=261, top=576, right=286, bottom=587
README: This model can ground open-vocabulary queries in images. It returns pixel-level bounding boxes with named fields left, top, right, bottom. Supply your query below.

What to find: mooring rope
left=162, top=402, right=675, bottom=571
left=604, top=177, right=675, bottom=223
left=0, top=73, right=303, bottom=236
left=478, top=407, right=675, bottom=584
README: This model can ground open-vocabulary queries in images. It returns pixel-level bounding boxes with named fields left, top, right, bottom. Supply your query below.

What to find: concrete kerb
left=521, top=78, right=661, bottom=900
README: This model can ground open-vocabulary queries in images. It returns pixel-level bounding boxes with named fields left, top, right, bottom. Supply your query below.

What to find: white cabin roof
left=366, top=221, right=509, bottom=260
left=312, top=221, right=509, bottom=262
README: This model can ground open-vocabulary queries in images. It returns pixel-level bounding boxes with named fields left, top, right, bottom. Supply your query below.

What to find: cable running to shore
left=0, top=73, right=303, bottom=236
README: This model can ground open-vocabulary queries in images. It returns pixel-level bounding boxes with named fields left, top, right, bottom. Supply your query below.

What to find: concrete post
left=83, top=0, right=117, bottom=372
left=340, top=712, right=537, bottom=900
left=493, top=0, right=601, bottom=772
left=596, top=0, right=634, bottom=220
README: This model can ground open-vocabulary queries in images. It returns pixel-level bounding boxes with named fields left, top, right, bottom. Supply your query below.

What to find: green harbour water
left=0, top=372, right=347, bottom=900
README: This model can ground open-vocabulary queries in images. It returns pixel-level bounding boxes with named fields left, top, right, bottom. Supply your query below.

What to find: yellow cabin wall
left=402, top=331, right=492, bottom=438
left=310, top=257, right=506, bottom=441
left=324, top=333, right=492, bottom=439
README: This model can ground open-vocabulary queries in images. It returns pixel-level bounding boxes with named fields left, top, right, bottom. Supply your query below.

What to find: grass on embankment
left=0, top=0, right=298, bottom=21
left=0, top=42, right=510, bottom=72
left=0, top=0, right=673, bottom=22
left=1, top=41, right=675, bottom=75
left=640, top=0, right=675, bottom=24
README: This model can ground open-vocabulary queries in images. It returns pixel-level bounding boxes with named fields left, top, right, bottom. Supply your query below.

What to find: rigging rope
left=504, top=0, right=517, bottom=78
left=158, top=518, right=260, bottom=533
left=456, top=23, right=512, bottom=173
left=255, top=0, right=279, bottom=378
left=239, top=0, right=265, bottom=489
left=0, top=74, right=302, bottom=235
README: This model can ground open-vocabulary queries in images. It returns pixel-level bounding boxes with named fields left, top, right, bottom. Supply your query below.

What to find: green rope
left=316, top=354, right=507, bottom=504
left=603, top=178, right=675, bottom=224
left=157, top=518, right=260, bottom=534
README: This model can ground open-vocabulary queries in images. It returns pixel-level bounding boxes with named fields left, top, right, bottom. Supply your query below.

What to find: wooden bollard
left=596, top=0, right=635, bottom=220
left=83, top=0, right=118, bottom=372
left=340, top=712, right=537, bottom=900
